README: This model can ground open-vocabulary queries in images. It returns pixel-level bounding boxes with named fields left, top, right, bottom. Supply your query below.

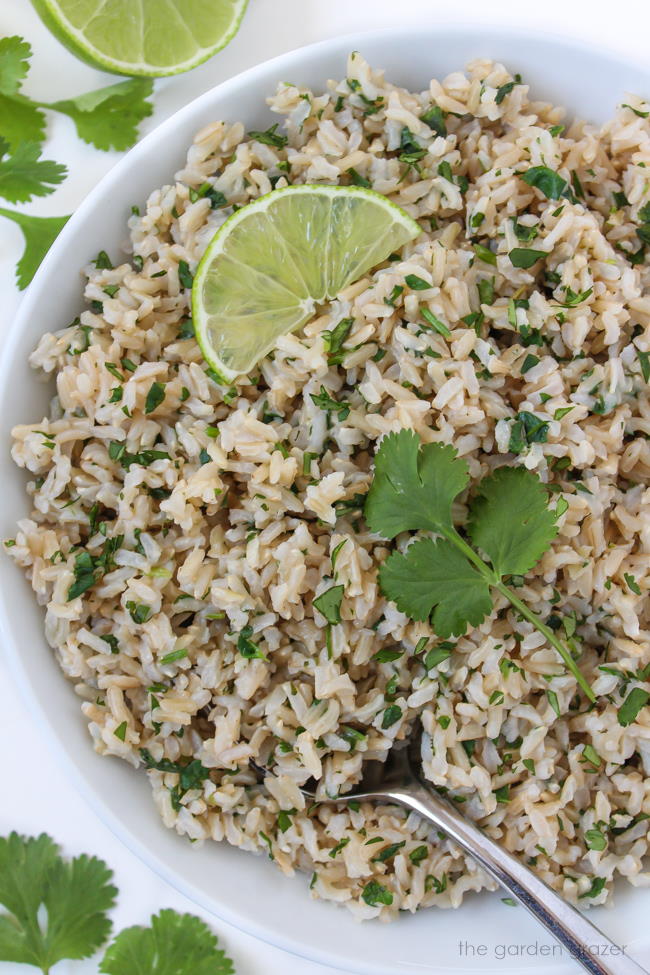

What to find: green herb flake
left=585, top=828, right=607, bottom=852
left=237, top=625, right=268, bottom=661
left=521, top=353, right=540, bottom=374
left=248, top=123, right=288, bottom=148
left=331, top=538, right=348, bottom=571
left=473, top=243, right=497, bottom=266
left=579, top=876, right=607, bottom=899
left=144, top=381, right=166, bottom=414
left=361, top=879, right=393, bottom=907
left=553, top=406, right=574, bottom=420
left=405, top=273, right=430, bottom=291
left=371, top=840, right=405, bottom=863
left=310, top=385, right=351, bottom=420
left=381, top=704, right=402, bottom=729
left=177, top=260, right=193, bottom=289
left=409, top=845, right=429, bottom=865
left=547, top=690, right=561, bottom=717
left=160, top=648, right=188, bottom=666
left=637, top=349, right=650, bottom=383
left=347, top=167, right=370, bottom=188
left=113, top=720, right=127, bottom=742
left=313, top=584, right=344, bottom=625
left=127, top=601, right=151, bottom=624
left=581, top=744, right=601, bottom=767
left=622, top=103, right=650, bottom=118
left=94, top=250, right=113, bottom=269
left=521, top=166, right=568, bottom=200
left=508, top=411, right=549, bottom=453
left=618, top=687, right=650, bottom=727
left=420, top=104, right=447, bottom=136
left=495, top=75, right=521, bottom=104
left=373, top=647, right=404, bottom=663
left=420, top=307, right=451, bottom=337
left=509, top=248, right=546, bottom=269
left=424, top=645, right=453, bottom=670
left=384, top=284, right=404, bottom=307
left=323, top=316, right=354, bottom=365
left=494, top=784, right=510, bottom=804
left=328, top=836, right=350, bottom=858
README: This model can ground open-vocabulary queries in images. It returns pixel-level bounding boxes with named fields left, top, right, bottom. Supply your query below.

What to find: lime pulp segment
left=192, top=184, right=421, bottom=381
left=31, top=0, right=249, bottom=76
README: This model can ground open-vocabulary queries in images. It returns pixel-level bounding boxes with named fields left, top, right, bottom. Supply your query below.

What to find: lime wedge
left=192, top=185, right=421, bottom=381
left=31, top=0, right=248, bottom=77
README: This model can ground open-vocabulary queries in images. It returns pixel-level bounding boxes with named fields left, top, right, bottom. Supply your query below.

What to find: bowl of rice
left=2, top=24, right=650, bottom=975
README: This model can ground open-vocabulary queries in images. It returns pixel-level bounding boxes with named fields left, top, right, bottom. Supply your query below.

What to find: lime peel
left=31, top=0, right=249, bottom=77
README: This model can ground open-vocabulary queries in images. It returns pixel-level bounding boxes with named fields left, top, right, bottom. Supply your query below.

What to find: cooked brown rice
left=8, top=53, right=650, bottom=919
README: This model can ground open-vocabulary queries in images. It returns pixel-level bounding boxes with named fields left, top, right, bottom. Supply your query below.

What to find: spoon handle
left=393, top=783, right=648, bottom=975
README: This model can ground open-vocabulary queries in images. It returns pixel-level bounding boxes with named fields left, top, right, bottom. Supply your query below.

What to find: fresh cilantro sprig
left=0, top=832, right=116, bottom=973
left=0, top=37, right=154, bottom=153
left=0, top=35, right=155, bottom=288
left=0, top=833, right=237, bottom=974
left=365, top=430, right=594, bottom=700
left=100, top=910, right=235, bottom=975
left=0, top=138, right=66, bottom=203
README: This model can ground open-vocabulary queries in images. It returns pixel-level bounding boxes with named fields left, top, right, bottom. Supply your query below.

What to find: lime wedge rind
left=31, top=0, right=249, bottom=77
left=192, top=184, right=421, bottom=382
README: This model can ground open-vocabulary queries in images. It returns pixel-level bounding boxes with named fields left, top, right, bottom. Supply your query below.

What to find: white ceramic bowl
left=2, top=25, right=649, bottom=975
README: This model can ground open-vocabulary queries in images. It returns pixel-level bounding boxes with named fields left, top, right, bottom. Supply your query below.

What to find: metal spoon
left=252, top=734, right=648, bottom=975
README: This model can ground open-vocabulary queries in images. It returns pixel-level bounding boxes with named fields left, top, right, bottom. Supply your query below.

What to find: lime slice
left=31, top=0, right=248, bottom=77
left=192, top=185, right=421, bottom=381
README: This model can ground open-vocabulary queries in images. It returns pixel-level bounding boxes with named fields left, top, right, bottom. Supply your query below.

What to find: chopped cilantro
left=509, top=248, right=546, bottom=269
left=313, top=584, right=344, bottom=624
left=310, top=385, right=350, bottom=420
left=177, top=260, right=193, bottom=289
left=521, top=166, right=568, bottom=200
left=237, top=625, right=268, bottom=661
left=248, top=123, right=288, bottom=148
left=144, top=381, right=165, bottom=414
left=361, top=880, right=393, bottom=907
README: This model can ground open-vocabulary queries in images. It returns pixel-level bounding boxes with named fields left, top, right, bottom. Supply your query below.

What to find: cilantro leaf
left=49, top=79, right=154, bottom=152
left=0, top=141, right=67, bottom=203
left=509, top=247, right=546, bottom=269
left=0, top=832, right=116, bottom=972
left=100, top=909, right=234, bottom=975
left=313, top=584, right=344, bottom=624
left=364, top=430, right=469, bottom=539
left=521, top=166, right=568, bottom=200
left=618, top=687, right=649, bottom=727
left=0, top=36, right=31, bottom=95
left=0, top=207, right=69, bottom=289
left=379, top=537, right=491, bottom=636
left=0, top=95, right=46, bottom=152
left=0, top=38, right=47, bottom=150
left=467, top=467, right=559, bottom=577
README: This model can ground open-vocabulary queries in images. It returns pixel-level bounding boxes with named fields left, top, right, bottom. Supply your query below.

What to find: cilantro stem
left=495, top=581, right=595, bottom=702
left=442, top=527, right=493, bottom=579
left=443, top=528, right=595, bottom=702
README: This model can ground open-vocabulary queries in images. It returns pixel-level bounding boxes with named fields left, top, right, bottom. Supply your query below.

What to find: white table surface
left=2, top=1, right=650, bottom=973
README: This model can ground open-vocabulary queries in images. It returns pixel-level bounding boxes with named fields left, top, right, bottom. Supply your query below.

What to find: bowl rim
left=3, top=21, right=650, bottom=975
